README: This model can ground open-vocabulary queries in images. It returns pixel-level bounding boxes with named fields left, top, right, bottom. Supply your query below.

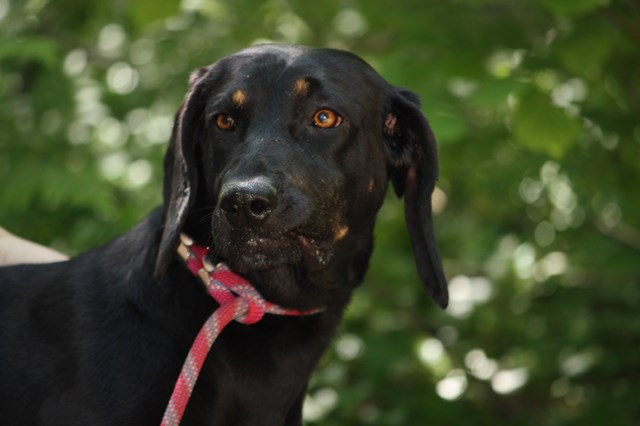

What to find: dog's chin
left=209, top=232, right=333, bottom=309
left=212, top=233, right=334, bottom=308
left=220, top=233, right=333, bottom=274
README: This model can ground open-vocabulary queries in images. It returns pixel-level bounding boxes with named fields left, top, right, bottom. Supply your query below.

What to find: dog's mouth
left=213, top=230, right=334, bottom=274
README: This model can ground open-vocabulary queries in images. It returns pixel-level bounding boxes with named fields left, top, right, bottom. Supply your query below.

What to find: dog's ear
left=383, top=88, right=448, bottom=308
left=154, top=67, right=210, bottom=280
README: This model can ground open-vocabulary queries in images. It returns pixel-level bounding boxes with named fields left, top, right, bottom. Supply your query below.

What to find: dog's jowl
left=0, top=45, right=448, bottom=425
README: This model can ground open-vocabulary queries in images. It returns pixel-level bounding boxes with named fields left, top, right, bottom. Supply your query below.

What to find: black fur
left=0, top=45, right=447, bottom=425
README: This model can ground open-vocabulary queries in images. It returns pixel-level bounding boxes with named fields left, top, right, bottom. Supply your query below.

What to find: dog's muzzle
left=213, top=176, right=334, bottom=272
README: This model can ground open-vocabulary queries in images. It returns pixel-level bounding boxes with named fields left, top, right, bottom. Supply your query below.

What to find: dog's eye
left=312, top=109, right=342, bottom=128
left=215, top=114, right=236, bottom=131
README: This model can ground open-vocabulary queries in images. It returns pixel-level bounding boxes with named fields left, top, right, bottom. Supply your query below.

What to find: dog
left=0, top=44, right=447, bottom=425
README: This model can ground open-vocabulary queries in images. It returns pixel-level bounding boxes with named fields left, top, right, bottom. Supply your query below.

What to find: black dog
left=0, top=45, right=447, bottom=425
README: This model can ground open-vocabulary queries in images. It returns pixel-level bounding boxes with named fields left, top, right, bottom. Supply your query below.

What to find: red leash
left=160, top=234, right=322, bottom=426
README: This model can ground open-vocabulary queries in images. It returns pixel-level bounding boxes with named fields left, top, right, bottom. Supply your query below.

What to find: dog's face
left=201, top=47, right=389, bottom=275
left=156, top=45, right=448, bottom=309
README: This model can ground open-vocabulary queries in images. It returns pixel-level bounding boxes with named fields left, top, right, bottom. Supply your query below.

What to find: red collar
left=161, top=233, right=322, bottom=425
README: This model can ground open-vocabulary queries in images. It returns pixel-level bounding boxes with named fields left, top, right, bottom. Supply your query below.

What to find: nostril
left=220, top=194, right=240, bottom=216
left=248, top=198, right=271, bottom=219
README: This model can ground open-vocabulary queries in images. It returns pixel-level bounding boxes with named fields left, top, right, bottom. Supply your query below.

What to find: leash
left=161, top=233, right=322, bottom=426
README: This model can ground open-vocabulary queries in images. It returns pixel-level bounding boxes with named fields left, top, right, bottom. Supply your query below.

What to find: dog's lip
left=213, top=229, right=333, bottom=272
left=286, top=231, right=333, bottom=271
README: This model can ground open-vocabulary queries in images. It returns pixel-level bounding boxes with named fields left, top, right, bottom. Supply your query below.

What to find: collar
left=161, top=233, right=323, bottom=425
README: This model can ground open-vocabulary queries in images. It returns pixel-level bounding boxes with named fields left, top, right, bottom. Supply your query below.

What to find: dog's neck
left=109, top=208, right=366, bottom=422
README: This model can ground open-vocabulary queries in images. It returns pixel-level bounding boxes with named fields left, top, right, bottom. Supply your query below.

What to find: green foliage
left=513, top=91, right=582, bottom=158
left=1, top=0, right=639, bottom=424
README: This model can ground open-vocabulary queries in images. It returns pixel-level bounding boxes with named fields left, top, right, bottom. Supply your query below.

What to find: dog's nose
left=219, top=177, right=277, bottom=226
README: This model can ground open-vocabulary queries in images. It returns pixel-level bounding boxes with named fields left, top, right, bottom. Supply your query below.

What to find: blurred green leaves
left=513, top=91, right=582, bottom=158
left=1, top=0, right=639, bottom=424
left=539, top=0, right=610, bottom=18
left=0, top=37, right=59, bottom=67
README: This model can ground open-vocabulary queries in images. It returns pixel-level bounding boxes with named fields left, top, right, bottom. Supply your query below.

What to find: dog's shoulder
left=0, top=208, right=165, bottom=301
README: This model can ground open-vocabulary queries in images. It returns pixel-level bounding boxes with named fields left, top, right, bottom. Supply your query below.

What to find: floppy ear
left=383, top=88, right=448, bottom=308
left=154, top=67, right=210, bottom=280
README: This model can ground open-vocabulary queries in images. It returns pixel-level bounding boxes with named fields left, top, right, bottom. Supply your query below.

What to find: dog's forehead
left=212, top=45, right=386, bottom=98
left=225, top=45, right=369, bottom=74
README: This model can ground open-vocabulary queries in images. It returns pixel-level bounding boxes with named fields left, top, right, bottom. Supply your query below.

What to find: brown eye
left=215, top=113, right=235, bottom=131
left=312, top=109, right=342, bottom=128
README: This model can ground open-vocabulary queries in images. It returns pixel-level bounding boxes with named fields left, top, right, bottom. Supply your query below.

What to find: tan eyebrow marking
left=293, top=79, right=310, bottom=96
left=333, top=225, right=349, bottom=242
left=232, top=89, right=247, bottom=106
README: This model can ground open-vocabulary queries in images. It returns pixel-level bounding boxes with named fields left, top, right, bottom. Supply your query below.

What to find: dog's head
left=155, top=45, right=448, bottom=309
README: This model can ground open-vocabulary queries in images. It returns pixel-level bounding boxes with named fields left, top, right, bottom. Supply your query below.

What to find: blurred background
left=1, top=0, right=639, bottom=424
